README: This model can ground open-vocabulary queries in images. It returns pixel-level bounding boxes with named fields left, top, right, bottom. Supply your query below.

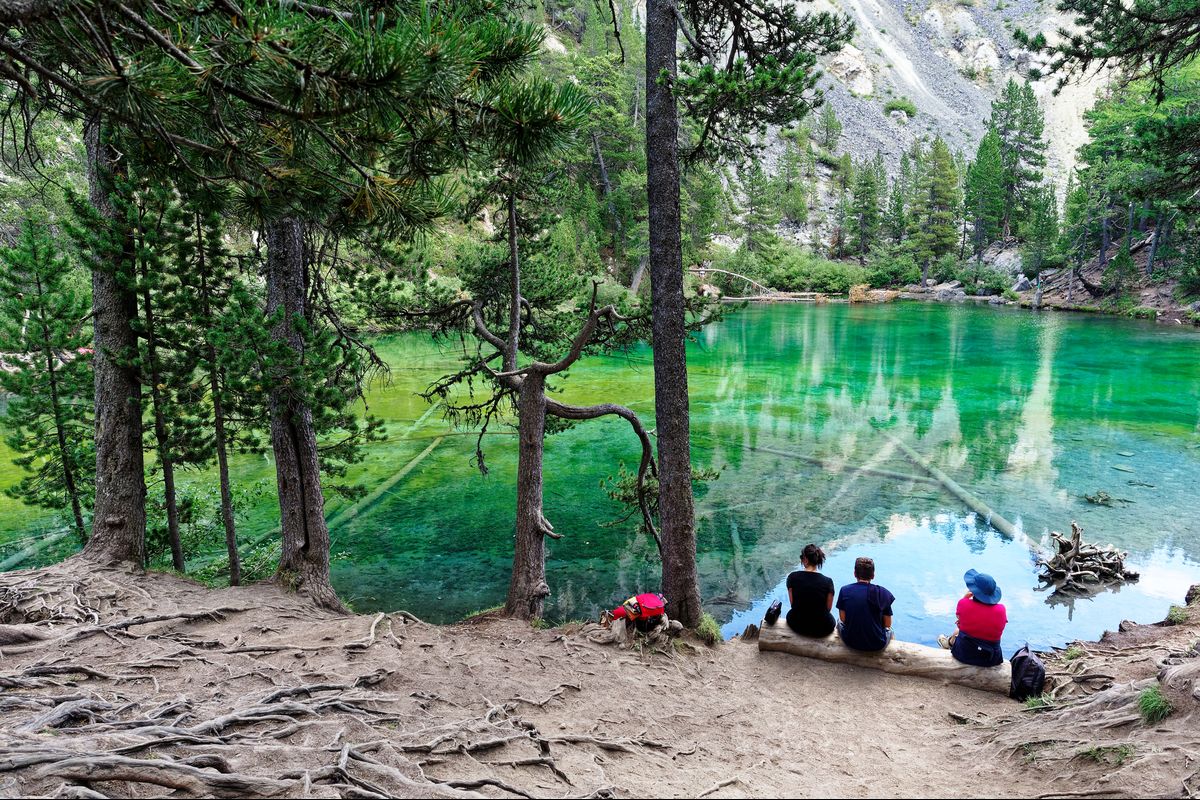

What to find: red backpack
left=611, top=593, right=667, bottom=631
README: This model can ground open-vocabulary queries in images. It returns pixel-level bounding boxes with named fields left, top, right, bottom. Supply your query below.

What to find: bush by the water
left=954, top=263, right=1010, bottom=296
left=865, top=247, right=921, bottom=288
left=709, top=243, right=870, bottom=295
left=768, top=250, right=868, bottom=294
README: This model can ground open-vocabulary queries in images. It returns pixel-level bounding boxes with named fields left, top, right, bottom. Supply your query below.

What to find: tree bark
left=212, top=362, right=240, bottom=586
left=504, top=374, right=551, bottom=619
left=139, top=264, right=185, bottom=572
left=645, top=0, right=701, bottom=628
left=80, top=115, right=146, bottom=567
left=265, top=218, right=342, bottom=611
left=1145, top=213, right=1162, bottom=277
left=1098, top=200, right=1112, bottom=271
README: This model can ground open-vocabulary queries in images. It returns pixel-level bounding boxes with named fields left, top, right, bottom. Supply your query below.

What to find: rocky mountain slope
left=807, top=0, right=1102, bottom=181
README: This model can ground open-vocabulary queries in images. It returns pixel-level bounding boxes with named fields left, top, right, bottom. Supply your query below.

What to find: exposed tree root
left=0, top=563, right=688, bottom=799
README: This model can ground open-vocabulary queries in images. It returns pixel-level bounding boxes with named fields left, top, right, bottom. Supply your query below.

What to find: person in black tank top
left=786, top=544, right=836, bottom=637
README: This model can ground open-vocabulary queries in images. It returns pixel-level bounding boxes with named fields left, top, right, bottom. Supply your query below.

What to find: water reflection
left=723, top=512, right=1199, bottom=653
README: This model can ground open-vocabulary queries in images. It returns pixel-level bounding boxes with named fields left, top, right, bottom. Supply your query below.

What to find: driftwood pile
left=1037, top=522, right=1139, bottom=596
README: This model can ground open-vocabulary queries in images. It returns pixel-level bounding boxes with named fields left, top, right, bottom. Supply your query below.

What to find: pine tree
left=991, top=80, right=1048, bottom=236
left=885, top=180, right=907, bottom=244
left=740, top=161, right=781, bottom=252
left=849, top=159, right=882, bottom=262
left=911, top=137, right=961, bottom=286
left=964, top=128, right=1006, bottom=261
left=818, top=104, right=843, bottom=150
left=0, top=220, right=94, bottom=541
left=172, top=196, right=254, bottom=586
left=776, top=138, right=809, bottom=224
left=1026, top=0, right=1200, bottom=197
left=1021, top=184, right=1060, bottom=273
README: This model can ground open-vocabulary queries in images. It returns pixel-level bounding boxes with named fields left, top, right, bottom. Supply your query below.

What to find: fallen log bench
left=758, top=622, right=1012, bottom=695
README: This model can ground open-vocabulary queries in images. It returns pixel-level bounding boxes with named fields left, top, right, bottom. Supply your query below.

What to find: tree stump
left=1037, top=522, right=1139, bottom=596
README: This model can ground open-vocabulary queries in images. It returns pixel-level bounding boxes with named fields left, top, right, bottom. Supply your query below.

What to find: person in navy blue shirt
left=836, top=557, right=895, bottom=651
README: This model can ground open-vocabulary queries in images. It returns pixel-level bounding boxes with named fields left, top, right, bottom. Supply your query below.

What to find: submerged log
left=757, top=623, right=1012, bottom=695
left=887, top=435, right=1020, bottom=538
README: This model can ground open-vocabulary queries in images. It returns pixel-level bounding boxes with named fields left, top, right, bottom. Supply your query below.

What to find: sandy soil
left=0, top=563, right=1196, bottom=799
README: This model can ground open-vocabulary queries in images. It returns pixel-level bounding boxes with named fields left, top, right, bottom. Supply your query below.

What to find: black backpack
left=1009, top=644, right=1046, bottom=700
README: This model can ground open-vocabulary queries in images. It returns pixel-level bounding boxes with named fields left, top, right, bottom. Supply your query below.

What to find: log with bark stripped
left=757, top=623, right=1012, bottom=695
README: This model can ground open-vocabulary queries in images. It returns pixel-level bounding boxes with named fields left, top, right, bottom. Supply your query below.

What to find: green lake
left=2, top=302, right=1199, bottom=652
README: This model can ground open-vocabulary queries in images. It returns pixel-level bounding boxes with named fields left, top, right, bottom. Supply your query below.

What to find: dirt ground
left=0, top=562, right=1196, bottom=799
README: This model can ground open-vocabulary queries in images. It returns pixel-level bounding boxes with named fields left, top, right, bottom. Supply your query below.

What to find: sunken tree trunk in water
left=645, top=0, right=702, bottom=627
left=264, top=218, right=343, bottom=611
left=80, top=115, right=147, bottom=567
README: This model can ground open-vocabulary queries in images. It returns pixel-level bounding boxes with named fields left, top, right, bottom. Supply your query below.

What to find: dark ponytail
left=801, top=543, right=826, bottom=569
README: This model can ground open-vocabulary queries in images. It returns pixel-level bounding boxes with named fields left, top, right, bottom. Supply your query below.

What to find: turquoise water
left=3, top=303, right=1199, bottom=652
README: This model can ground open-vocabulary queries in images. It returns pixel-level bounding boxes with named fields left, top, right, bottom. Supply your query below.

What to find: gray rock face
left=889, top=109, right=909, bottom=125
left=1012, top=275, right=1033, bottom=292
left=935, top=287, right=967, bottom=302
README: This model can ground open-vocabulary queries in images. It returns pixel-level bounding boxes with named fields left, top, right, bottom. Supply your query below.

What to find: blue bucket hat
left=964, top=569, right=1002, bottom=605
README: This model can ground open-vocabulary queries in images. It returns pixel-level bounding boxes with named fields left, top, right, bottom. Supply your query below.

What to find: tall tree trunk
left=36, top=305, right=86, bottom=542
left=1098, top=201, right=1112, bottom=271
left=1125, top=202, right=1136, bottom=250
left=139, top=269, right=185, bottom=572
left=629, top=254, right=648, bottom=294
left=212, top=363, right=240, bottom=586
left=1145, top=213, right=1163, bottom=277
left=505, top=374, right=551, bottom=619
left=197, top=218, right=241, bottom=585
left=80, top=115, right=146, bottom=567
left=645, top=0, right=701, bottom=628
left=265, top=218, right=342, bottom=611
left=593, top=132, right=622, bottom=241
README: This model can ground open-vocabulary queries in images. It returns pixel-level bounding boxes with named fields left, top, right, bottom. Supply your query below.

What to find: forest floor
left=0, top=563, right=1197, bottom=799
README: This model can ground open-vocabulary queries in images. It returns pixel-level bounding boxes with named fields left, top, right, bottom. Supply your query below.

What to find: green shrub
left=954, top=263, right=1009, bottom=296
left=1166, top=605, right=1189, bottom=625
left=1138, top=685, right=1173, bottom=724
left=815, top=151, right=842, bottom=171
left=768, top=249, right=867, bottom=294
left=884, top=97, right=918, bottom=117
left=1128, top=306, right=1158, bottom=320
left=1179, top=262, right=1200, bottom=297
left=1003, top=288, right=1019, bottom=301
left=696, top=613, right=722, bottom=646
left=1190, top=312, right=1200, bottom=326
left=865, top=248, right=920, bottom=287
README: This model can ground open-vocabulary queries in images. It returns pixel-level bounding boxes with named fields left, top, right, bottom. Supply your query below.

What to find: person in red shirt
left=937, top=569, right=1006, bottom=667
